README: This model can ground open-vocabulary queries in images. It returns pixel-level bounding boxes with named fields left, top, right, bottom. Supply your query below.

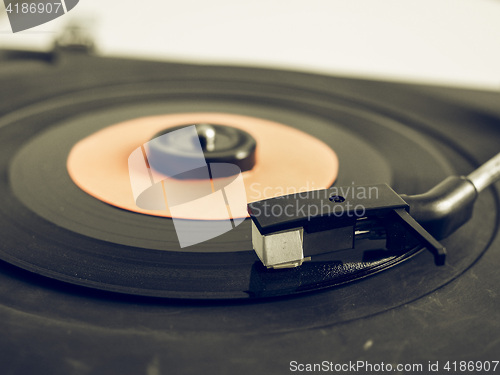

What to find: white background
left=1, top=0, right=500, bottom=90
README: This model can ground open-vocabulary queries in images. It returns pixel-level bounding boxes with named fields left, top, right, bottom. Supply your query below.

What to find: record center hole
left=329, top=195, right=345, bottom=203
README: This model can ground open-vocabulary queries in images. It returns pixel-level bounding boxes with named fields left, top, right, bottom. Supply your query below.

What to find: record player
left=1, top=3, right=500, bottom=374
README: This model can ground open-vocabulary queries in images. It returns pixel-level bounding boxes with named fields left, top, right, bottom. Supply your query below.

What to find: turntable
left=1, top=7, right=500, bottom=375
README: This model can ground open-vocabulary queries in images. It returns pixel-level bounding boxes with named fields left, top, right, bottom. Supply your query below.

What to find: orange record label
left=67, top=113, right=338, bottom=220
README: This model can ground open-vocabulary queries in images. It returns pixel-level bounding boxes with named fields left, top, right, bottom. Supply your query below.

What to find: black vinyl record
left=0, top=50, right=499, bottom=374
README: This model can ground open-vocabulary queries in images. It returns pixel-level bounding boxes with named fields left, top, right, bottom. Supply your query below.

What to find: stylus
left=249, top=152, right=500, bottom=269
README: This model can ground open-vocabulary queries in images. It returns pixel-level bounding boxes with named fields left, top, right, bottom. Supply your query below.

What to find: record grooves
left=1, top=75, right=491, bottom=298
left=0, top=52, right=499, bottom=372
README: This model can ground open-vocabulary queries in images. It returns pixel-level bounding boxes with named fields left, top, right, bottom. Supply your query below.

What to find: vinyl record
left=0, top=51, right=499, bottom=372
